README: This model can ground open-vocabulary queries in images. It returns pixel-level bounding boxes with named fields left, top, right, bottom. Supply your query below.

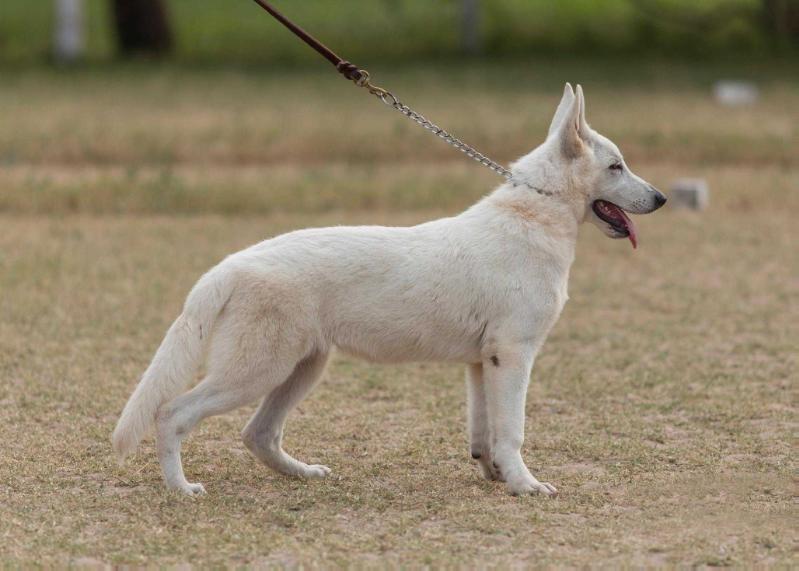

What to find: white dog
left=113, top=84, right=666, bottom=496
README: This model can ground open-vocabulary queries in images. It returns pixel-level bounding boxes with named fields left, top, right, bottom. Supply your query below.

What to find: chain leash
left=354, top=71, right=513, bottom=180
left=355, top=72, right=552, bottom=195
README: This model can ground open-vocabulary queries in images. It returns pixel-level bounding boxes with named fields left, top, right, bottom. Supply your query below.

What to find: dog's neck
left=458, top=181, right=581, bottom=270
left=487, top=182, right=581, bottom=239
left=458, top=146, right=587, bottom=260
left=489, top=160, right=586, bottom=226
left=503, top=146, right=588, bottom=220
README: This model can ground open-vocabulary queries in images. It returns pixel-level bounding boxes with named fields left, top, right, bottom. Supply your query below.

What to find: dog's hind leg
left=155, top=366, right=286, bottom=496
left=242, top=351, right=330, bottom=479
left=466, top=363, right=503, bottom=481
left=156, top=337, right=301, bottom=496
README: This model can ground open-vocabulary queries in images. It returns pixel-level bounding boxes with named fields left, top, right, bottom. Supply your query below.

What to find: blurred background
left=5, top=0, right=799, bottom=62
left=0, top=0, right=796, bottom=214
left=1, top=1, right=797, bottom=566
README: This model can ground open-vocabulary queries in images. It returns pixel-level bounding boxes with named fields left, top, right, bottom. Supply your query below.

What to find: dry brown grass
left=0, top=63, right=797, bottom=567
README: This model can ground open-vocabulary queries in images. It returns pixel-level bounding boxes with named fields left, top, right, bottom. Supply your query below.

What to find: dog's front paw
left=173, top=482, right=206, bottom=497
left=475, top=457, right=505, bottom=482
left=506, top=476, right=558, bottom=497
left=472, top=452, right=505, bottom=482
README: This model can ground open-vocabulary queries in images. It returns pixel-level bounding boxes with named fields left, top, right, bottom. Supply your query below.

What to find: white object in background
left=670, top=178, right=709, bottom=210
left=54, top=0, right=84, bottom=63
left=713, top=81, right=759, bottom=107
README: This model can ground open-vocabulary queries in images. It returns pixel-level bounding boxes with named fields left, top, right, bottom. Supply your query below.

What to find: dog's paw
left=507, top=478, right=558, bottom=497
left=478, top=459, right=506, bottom=482
left=177, top=482, right=206, bottom=497
left=299, top=464, right=331, bottom=479
left=472, top=453, right=505, bottom=482
left=478, top=461, right=499, bottom=481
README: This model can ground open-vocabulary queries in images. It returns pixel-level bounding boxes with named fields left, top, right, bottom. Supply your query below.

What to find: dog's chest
left=502, top=259, right=571, bottom=333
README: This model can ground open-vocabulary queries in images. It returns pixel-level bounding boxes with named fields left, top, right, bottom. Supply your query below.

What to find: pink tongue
left=603, top=202, right=637, bottom=249
left=625, top=213, right=638, bottom=249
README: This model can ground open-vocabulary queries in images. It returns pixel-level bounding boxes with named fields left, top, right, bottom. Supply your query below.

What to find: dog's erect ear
left=548, top=83, right=576, bottom=138
left=557, top=83, right=590, bottom=158
left=576, top=84, right=590, bottom=135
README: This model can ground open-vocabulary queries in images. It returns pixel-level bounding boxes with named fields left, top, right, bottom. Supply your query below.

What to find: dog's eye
left=609, top=163, right=623, bottom=171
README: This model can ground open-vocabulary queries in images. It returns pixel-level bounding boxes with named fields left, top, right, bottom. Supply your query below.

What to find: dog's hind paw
left=299, top=464, right=331, bottom=479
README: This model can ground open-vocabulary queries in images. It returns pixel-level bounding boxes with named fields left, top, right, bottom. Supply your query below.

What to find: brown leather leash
left=250, top=0, right=366, bottom=83
left=249, top=0, right=552, bottom=189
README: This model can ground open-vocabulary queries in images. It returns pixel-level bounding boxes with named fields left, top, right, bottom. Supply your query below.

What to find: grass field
left=0, top=61, right=797, bottom=566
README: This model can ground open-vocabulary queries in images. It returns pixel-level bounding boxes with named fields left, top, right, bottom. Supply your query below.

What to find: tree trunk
left=763, top=0, right=799, bottom=46
left=111, top=0, right=173, bottom=56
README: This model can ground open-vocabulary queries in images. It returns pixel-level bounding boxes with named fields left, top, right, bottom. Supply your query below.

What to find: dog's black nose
left=653, top=189, right=667, bottom=210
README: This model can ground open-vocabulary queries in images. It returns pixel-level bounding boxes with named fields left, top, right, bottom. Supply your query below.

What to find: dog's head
left=543, top=83, right=666, bottom=248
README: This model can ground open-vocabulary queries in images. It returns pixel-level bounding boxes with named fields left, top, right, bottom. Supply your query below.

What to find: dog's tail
left=112, top=265, right=234, bottom=461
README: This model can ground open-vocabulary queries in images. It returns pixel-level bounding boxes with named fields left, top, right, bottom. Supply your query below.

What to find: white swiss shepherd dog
left=113, top=84, right=667, bottom=497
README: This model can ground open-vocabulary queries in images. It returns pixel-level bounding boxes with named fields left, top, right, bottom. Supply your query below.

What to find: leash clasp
left=351, top=70, right=399, bottom=106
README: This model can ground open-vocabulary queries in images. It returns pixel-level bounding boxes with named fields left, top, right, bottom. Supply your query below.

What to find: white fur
left=113, top=84, right=665, bottom=496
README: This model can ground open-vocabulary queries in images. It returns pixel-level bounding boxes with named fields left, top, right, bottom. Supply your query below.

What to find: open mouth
left=592, top=200, right=638, bottom=249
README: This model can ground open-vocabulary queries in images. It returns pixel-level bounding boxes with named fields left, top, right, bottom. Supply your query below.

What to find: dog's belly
left=330, top=317, right=484, bottom=364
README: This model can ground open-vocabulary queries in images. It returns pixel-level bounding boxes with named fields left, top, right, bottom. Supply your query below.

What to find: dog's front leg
left=483, top=345, right=558, bottom=496
left=466, top=363, right=503, bottom=481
